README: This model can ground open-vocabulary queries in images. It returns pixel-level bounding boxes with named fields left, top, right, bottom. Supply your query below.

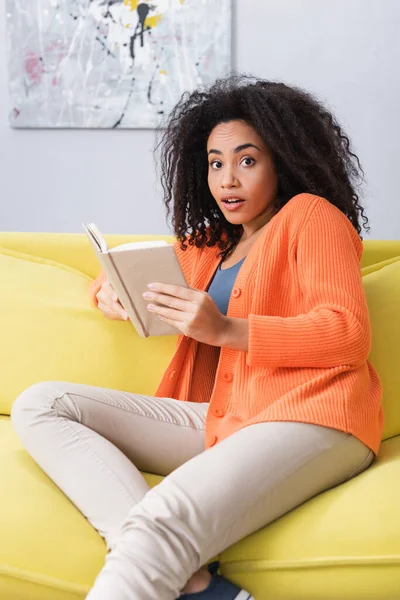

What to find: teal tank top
left=207, top=256, right=246, bottom=316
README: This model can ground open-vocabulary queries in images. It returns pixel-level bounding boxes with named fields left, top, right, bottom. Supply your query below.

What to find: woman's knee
left=11, top=381, right=65, bottom=434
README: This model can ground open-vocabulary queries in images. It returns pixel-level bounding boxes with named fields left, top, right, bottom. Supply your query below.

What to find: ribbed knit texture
left=90, top=194, right=384, bottom=454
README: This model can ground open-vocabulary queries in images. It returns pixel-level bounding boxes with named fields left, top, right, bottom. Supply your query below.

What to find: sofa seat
left=2, top=415, right=400, bottom=600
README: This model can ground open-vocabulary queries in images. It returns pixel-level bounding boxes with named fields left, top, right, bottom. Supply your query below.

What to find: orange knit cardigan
left=89, top=193, right=383, bottom=454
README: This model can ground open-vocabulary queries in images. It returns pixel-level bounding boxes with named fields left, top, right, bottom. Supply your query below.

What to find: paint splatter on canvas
left=6, top=0, right=232, bottom=128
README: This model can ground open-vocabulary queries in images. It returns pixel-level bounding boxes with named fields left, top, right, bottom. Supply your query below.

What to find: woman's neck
left=240, top=204, right=276, bottom=241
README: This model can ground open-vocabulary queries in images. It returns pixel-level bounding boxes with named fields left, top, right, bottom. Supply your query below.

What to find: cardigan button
left=232, top=287, right=241, bottom=298
left=222, top=372, right=233, bottom=383
left=209, top=436, right=218, bottom=447
left=169, top=370, right=176, bottom=380
left=214, top=408, right=225, bottom=418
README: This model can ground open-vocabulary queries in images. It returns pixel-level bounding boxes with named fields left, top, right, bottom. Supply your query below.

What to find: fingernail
left=122, top=312, right=129, bottom=320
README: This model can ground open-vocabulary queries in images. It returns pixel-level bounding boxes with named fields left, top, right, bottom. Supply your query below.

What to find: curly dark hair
left=155, top=73, right=369, bottom=259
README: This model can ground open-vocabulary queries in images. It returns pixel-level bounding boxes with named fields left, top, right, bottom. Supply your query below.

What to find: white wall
left=1, top=0, right=399, bottom=237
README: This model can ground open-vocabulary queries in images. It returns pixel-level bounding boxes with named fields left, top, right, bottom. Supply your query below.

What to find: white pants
left=11, top=381, right=374, bottom=600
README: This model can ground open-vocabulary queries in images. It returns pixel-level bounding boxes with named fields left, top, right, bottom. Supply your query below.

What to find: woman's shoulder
left=285, top=193, right=362, bottom=256
left=286, top=193, right=349, bottom=222
left=283, top=193, right=356, bottom=236
left=284, top=193, right=326, bottom=218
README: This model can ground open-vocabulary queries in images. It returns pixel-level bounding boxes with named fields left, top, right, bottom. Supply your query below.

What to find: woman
left=11, top=74, right=383, bottom=600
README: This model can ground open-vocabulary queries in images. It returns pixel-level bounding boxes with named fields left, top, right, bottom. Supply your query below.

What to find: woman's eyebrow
left=207, top=148, right=223, bottom=156
left=207, top=143, right=261, bottom=155
left=233, top=143, right=261, bottom=153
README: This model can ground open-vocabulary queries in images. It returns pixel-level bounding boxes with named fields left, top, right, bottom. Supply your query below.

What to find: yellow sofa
left=1, top=232, right=400, bottom=600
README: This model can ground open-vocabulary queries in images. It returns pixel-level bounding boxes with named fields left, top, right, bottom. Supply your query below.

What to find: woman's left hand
left=143, top=283, right=228, bottom=346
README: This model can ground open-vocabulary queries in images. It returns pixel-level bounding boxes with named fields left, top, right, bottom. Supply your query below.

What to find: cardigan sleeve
left=246, top=199, right=371, bottom=369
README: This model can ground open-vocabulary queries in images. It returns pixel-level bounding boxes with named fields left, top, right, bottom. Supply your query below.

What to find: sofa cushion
left=0, top=248, right=176, bottom=416
left=3, top=415, right=400, bottom=599
left=361, top=257, right=400, bottom=440
left=360, top=239, right=400, bottom=269
left=361, top=254, right=400, bottom=276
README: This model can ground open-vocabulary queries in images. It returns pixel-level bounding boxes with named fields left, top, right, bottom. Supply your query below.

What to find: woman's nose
left=221, top=166, right=238, bottom=188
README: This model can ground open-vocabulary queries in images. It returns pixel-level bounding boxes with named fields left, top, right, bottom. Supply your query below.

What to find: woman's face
left=207, top=119, right=278, bottom=237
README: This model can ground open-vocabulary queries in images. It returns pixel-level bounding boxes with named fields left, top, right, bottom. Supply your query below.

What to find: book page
left=82, top=222, right=108, bottom=253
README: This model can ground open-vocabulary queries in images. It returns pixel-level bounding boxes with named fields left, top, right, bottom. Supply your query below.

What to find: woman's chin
left=223, top=212, right=247, bottom=225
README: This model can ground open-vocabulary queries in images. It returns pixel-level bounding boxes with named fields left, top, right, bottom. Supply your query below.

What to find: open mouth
left=221, top=199, right=246, bottom=210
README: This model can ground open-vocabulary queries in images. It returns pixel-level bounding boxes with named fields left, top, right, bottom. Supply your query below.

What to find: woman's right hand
left=96, top=281, right=129, bottom=321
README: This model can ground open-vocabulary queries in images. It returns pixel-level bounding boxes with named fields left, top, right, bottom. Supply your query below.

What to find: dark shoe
left=179, top=562, right=254, bottom=599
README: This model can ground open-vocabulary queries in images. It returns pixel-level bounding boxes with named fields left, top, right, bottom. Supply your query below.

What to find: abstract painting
left=6, top=0, right=232, bottom=128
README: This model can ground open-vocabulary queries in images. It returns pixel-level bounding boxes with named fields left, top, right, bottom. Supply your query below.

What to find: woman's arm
left=225, top=199, right=371, bottom=369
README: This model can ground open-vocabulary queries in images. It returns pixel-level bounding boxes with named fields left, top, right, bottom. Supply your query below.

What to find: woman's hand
left=143, top=283, right=228, bottom=346
left=96, top=281, right=129, bottom=321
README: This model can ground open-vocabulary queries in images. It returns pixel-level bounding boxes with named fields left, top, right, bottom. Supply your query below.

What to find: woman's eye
left=210, top=160, right=222, bottom=169
left=241, top=157, right=255, bottom=166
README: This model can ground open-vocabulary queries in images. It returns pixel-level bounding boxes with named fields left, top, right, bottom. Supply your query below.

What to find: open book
left=83, top=223, right=188, bottom=338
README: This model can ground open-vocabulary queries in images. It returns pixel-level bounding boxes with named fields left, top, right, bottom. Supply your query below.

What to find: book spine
left=107, top=253, right=148, bottom=337
left=97, top=252, right=148, bottom=338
